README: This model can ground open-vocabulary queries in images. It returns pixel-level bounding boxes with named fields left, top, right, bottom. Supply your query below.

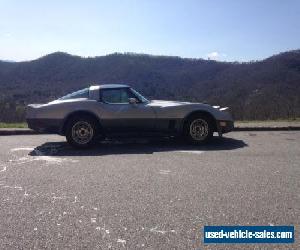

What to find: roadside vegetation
left=0, top=122, right=28, bottom=128
left=236, top=118, right=300, bottom=123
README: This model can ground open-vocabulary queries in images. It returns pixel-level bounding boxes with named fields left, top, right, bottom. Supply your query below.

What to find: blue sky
left=0, top=0, right=299, bottom=62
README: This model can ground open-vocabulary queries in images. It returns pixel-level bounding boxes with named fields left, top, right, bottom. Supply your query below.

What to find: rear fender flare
left=60, top=110, right=103, bottom=135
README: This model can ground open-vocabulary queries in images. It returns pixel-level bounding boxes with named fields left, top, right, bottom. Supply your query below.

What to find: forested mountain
left=0, top=50, right=299, bottom=122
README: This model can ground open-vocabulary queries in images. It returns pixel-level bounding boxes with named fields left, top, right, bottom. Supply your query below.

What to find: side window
left=101, top=88, right=134, bottom=104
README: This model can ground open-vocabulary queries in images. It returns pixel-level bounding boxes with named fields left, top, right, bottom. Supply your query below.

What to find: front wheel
left=184, top=115, right=214, bottom=144
left=66, top=116, right=98, bottom=148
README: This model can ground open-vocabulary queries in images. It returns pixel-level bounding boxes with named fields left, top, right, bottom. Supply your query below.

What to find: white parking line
left=10, top=147, right=78, bottom=165
left=10, top=147, right=35, bottom=152
left=176, top=150, right=204, bottom=154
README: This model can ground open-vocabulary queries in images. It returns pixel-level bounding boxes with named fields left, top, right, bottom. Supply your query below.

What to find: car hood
left=149, top=100, right=229, bottom=112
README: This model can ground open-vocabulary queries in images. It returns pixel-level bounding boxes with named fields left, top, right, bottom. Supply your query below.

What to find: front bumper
left=217, top=120, right=234, bottom=134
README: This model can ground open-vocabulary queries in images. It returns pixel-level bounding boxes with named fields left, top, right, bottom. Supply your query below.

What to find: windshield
left=130, top=88, right=149, bottom=103
left=59, top=88, right=89, bottom=100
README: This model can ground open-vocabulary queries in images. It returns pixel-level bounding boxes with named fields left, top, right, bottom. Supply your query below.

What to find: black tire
left=184, top=114, right=214, bottom=144
left=65, top=115, right=99, bottom=149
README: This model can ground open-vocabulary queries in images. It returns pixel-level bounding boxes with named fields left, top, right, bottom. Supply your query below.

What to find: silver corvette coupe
left=26, top=84, right=234, bottom=148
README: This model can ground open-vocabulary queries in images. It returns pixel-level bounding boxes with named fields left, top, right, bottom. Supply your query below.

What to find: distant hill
left=0, top=50, right=299, bottom=122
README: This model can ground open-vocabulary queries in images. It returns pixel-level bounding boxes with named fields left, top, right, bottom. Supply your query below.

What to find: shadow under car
left=28, top=136, right=248, bottom=157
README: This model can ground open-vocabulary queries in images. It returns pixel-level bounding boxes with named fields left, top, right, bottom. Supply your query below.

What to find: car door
left=98, top=88, right=156, bottom=133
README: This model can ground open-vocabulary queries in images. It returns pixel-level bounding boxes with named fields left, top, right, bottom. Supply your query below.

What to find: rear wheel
left=184, top=114, right=214, bottom=144
left=66, top=116, right=99, bottom=148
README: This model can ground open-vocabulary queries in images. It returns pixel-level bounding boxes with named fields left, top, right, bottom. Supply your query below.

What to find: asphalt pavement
left=0, top=132, right=299, bottom=249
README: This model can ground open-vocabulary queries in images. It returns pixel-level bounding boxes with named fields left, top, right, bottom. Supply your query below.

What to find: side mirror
left=129, top=98, right=138, bottom=104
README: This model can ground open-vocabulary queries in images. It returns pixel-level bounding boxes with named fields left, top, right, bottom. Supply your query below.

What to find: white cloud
left=3, top=33, right=12, bottom=38
left=206, top=51, right=227, bottom=61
